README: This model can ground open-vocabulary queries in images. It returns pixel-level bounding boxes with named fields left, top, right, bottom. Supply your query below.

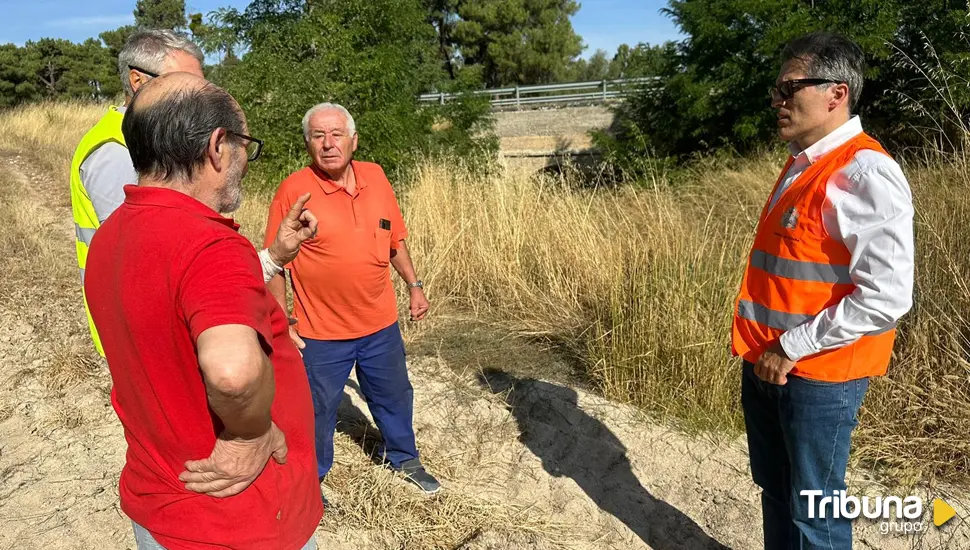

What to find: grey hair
left=117, top=29, right=204, bottom=97
left=782, top=31, right=865, bottom=110
left=302, top=103, right=356, bottom=140
left=122, top=83, right=246, bottom=183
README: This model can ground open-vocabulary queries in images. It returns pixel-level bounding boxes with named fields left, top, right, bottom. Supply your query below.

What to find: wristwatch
left=408, top=280, right=424, bottom=289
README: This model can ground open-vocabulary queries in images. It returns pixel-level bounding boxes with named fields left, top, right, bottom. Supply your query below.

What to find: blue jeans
left=302, top=322, right=419, bottom=478
left=741, top=361, right=869, bottom=550
left=132, top=522, right=316, bottom=549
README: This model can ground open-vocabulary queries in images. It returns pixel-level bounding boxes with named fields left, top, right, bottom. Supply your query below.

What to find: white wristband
left=258, top=248, right=283, bottom=284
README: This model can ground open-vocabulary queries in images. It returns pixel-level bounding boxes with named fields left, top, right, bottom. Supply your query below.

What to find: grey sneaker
left=396, top=458, right=441, bottom=495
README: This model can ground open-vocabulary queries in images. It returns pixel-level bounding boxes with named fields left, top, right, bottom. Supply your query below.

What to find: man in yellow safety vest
left=70, top=30, right=317, bottom=356
left=70, top=29, right=205, bottom=356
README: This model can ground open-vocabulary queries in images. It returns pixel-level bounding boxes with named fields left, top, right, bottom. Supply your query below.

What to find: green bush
left=214, top=0, right=495, bottom=187
left=598, top=0, right=970, bottom=173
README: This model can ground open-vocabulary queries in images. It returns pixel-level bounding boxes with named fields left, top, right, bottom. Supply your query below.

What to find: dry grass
left=0, top=101, right=105, bottom=180
left=398, top=155, right=970, bottom=486
left=44, top=343, right=101, bottom=393
left=235, top=136, right=970, bottom=488
left=4, top=99, right=970, bottom=496
left=377, top=158, right=774, bottom=433
left=0, top=101, right=575, bottom=549
left=0, top=105, right=100, bottom=398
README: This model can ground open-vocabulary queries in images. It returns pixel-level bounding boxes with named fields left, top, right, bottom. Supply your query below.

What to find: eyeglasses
left=769, top=78, right=843, bottom=101
left=127, top=65, right=159, bottom=79
left=227, top=130, right=264, bottom=162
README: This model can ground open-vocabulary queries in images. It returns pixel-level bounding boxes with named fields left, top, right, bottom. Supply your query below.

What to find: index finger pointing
left=284, top=193, right=312, bottom=221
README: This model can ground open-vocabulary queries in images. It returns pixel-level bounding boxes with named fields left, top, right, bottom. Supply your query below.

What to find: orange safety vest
left=732, top=132, right=897, bottom=382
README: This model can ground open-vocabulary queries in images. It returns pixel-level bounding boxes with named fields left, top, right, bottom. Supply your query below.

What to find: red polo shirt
left=85, top=185, right=322, bottom=550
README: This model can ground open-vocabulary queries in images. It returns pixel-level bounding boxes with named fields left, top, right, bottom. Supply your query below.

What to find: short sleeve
left=379, top=168, right=408, bottom=247
left=80, top=142, right=138, bottom=223
left=178, top=236, right=274, bottom=350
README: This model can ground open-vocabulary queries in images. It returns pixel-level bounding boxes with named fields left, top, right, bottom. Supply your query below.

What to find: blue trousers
left=741, top=361, right=869, bottom=550
left=132, top=522, right=316, bottom=550
left=302, top=322, right=418, bottom=478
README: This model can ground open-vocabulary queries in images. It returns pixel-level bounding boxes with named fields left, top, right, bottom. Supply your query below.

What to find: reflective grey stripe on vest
left=75, top=224, right=96, bottom=246
left=739, top=299, right=898, bottom=335
left=750, top=250, right=852, bottom=284
left=737, top=300, right=814, bottom=331
left=79, top=267, right=85, bottom=285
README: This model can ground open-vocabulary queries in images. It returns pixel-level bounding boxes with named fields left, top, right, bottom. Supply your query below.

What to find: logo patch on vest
left=781, top=207, right=799, bottom=229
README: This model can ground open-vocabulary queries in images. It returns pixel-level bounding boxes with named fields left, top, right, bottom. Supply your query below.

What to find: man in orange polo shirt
left=264, top=103, right=440, bottom=495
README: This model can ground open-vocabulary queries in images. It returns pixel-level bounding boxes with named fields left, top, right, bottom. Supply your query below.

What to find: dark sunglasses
left=228, top=130, right=264, bottom=162
left=128, top=64, right=160, bottom=79
left=769, top=78, right=843, bottom=101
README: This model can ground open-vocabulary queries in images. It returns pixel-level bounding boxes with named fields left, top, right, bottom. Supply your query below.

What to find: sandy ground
left=2, top=152, right=969, bottom=549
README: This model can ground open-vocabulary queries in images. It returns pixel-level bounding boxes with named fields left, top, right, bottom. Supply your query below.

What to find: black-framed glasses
left=770, top=78, right=843, bottom=101
left=127, top=64, right=159, bottom=79
left=228, top=130, right=264, bottom=162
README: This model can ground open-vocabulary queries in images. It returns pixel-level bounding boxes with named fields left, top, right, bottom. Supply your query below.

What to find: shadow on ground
left=478, top=367, right=731, bottom=550
left=335, top=379, right=384, bottom=464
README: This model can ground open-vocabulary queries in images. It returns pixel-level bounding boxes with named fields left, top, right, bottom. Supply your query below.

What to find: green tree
left=217, top=0, right=494, bottom=180
left=424, top=0, right=461, bottom=79
left=189, top=8, right=246, bottom=64
left=609, top=43, right=670, bottom=79
left=134, top=0, right=187, bottom=30
left=100, top=0, right=188, bottom=64
left=99, top=26, right=137, bottom=61
left=0, top=44, right=41, bottom=107
left=0, top=39, right=120, bottom=105
left=599, top=0, right=970, bottom=166
left=570, top=49, right=612, bottom=81
left=449, top=0, right=583, bottom=87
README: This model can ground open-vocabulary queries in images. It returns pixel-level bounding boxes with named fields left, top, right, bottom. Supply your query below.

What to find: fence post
left=439, top=92, right=445, bottom=105
left=515, top=85, right=521, bottom=109
left=602, top=80, right=608, bottom=101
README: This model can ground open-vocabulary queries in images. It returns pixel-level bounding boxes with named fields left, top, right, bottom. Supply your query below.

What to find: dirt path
left=1, top=153, right=968, bottom=549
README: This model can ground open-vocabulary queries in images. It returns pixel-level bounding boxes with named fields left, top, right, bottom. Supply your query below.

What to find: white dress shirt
left=768, top=116, right=915, bottom=361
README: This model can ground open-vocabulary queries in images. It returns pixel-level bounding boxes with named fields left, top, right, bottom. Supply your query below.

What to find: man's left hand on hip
left=755, top=341, right=796, bottom=385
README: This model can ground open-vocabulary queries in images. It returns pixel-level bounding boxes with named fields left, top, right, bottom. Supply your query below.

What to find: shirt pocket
left=374, top=227, right=392, bottom=266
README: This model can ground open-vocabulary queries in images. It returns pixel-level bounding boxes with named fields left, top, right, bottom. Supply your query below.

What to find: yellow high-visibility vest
left=69, top=107, right=126, bottom=357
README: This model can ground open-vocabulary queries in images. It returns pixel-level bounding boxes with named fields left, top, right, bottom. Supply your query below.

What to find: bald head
left=129, top=72, right=210, bottom=109
left=123, top=72, right=247, bottom=184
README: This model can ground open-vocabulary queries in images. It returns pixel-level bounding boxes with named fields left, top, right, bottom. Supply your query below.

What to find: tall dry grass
left=4, top=100, right=970, bottom=491
left=0, top=101, right=105, bottom=180
left=238, top=138, right=970, bottom=487
left=391, top=159, right=772, bottom=431
left=393, top=156, right=970, bottom=487
left=0, top=102, right=106, bottom=398
left=0, top=101, right=572, bottom=549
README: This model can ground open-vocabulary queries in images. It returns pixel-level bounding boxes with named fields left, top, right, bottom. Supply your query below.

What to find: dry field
left=0, top=101, right=969, bottom=549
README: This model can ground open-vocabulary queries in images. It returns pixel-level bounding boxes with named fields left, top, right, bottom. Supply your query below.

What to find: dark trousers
left=741, top=361, right=869, bottom=550
left=302, top=322, right=419, bottom=478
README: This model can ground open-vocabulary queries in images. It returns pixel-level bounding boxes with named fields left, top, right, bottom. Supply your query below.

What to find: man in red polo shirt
left=85, top=73, right=322, bottom=549
left=264, top=103, right=440, bottom=495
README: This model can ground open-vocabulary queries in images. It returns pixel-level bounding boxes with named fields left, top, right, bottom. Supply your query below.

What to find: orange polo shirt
left=264, top=161, right=407, bottom=340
